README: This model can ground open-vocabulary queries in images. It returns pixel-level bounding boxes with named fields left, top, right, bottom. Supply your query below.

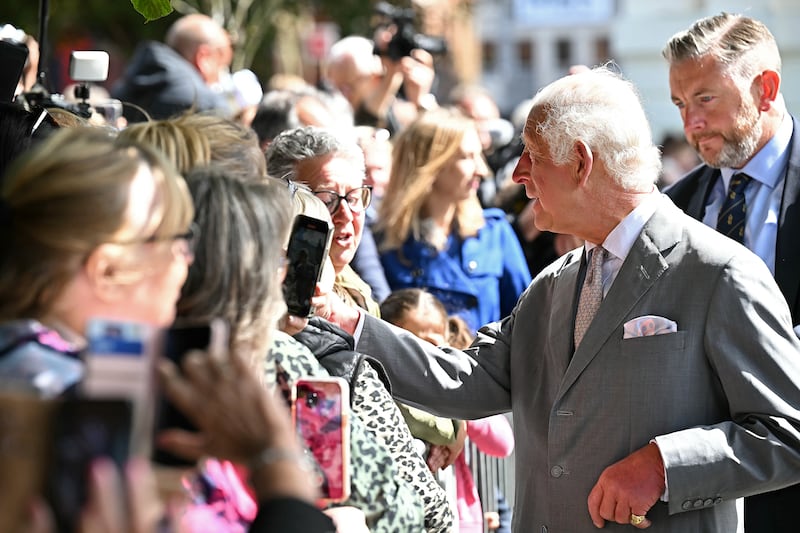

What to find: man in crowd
left=323, top=65, right=800, bottom=532
left=112, top=14, right=235, bottom=121
left=662, top=14, right=800, bottom=530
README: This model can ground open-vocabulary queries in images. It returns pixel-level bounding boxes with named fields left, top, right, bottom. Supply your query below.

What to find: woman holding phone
left=0, top=126, right=194, bottom=398
left=168, top=166, right=423, bottom=532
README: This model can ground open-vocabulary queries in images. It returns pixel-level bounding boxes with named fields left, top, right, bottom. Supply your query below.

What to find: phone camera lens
left=305, top=392, right=319, bottom=408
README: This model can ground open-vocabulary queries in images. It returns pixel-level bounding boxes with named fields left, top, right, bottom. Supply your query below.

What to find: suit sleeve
left=356, top=313, right=514, bottom=420
left=654, top=251, right=800, bottom=514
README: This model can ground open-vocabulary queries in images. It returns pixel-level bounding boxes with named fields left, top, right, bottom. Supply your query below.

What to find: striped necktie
left=716, top=173, right=751, bottom=244
left=574, top=247, right=606, bottom=350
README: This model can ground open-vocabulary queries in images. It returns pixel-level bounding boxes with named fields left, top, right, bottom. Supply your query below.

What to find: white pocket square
left=623, top=315, right=677, bottom=339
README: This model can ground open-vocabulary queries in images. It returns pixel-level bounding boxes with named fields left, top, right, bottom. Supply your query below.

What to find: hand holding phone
left=45, top=398, right=134, bottom=533
left=152, top=319, right=228, bottom=466
left=292, top=377, right=351, bottom=504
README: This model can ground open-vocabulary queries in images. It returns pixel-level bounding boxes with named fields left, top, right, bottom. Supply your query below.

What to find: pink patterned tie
left=574, top=247, right=606, bottom=349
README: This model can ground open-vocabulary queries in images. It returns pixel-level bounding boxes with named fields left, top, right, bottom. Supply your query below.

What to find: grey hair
left=528, top=66, right=662, bottom=190
left=264, top=126, right=365, bottom=184
left=325, top=36, right=379, bottom=74
left=662, top=13, right=781, bottom=81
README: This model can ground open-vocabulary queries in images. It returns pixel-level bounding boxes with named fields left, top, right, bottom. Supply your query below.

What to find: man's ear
left=574, top=140, right=593, bottom=186
left=83, top=245, right=125, bottom=303
left=193, top=43, right=215, bottom=80
left=757, top=70, right=780, bottom=111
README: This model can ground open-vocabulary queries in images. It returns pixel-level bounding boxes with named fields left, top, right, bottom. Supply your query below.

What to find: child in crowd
left=381, top=288, right=515, bottom=532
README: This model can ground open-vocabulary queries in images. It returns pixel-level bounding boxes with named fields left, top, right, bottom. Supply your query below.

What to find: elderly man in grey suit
left=318, top=66, right=800, bottom=532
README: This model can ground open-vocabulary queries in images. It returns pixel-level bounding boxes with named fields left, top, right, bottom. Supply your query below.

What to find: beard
left=694, top=101, right=762, bottom=169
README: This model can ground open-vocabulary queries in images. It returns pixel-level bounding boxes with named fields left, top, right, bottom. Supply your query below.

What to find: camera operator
left=321, top=6, right=444, bottom=135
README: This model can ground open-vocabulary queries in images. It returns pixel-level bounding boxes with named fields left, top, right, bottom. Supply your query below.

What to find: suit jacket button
left=693, top=499, right=704, bottom=508
left=550, top=465, right=564, bottom=478
left=703, top=498, right=714, bottom=507
left=682, top=501, right=693, bottom=510
left=714, top=497, right=722, bottom=505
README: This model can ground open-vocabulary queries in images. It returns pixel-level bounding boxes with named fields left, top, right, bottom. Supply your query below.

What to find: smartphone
left=283, top=214, right=332, bottom=317
left=44, top=398, right=133, bottom=533
left=292, top=377, right=350, bottom=503
left=151, top=318, right=228, bottom=466
left=83, top=319, right=158, bottom=456
left=0, top=39, right=28, bottom=103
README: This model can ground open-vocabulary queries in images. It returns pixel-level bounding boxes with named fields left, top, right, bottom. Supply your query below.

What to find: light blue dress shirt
left=700, top=114, right=793, bottom=274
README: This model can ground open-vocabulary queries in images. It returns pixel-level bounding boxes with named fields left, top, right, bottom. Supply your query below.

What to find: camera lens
left=305, top=392, right=319, bottom=408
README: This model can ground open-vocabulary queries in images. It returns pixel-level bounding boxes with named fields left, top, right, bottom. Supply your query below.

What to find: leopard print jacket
left=294, top=318, right=455, bottom=532
left=267, top=332, right=426, bottom=532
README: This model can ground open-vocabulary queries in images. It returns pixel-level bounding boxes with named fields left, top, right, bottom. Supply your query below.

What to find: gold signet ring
left=630, top=513, right=646, bottom=526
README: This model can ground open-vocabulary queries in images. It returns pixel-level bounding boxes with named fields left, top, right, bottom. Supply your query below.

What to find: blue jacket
left=380, top=209, right=531, bottom=332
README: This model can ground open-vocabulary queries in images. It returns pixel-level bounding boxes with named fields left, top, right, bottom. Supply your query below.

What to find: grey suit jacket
left=356, top=196, right=800, bottom=533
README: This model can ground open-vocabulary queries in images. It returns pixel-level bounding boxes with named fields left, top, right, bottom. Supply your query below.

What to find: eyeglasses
left=111, top=223, right=199, bottom=258
left=313, top=186, right=372, bottom=215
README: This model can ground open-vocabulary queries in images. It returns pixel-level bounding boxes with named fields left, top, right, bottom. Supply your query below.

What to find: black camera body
left=374, top=2, right=447, bottom=61
left=18, top=50, right=112, bottom=119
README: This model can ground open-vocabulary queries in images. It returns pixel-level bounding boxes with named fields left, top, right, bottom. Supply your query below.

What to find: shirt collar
left=584, top=189, right=662, bottom=263
left=720, top=112, right=793, bottom=188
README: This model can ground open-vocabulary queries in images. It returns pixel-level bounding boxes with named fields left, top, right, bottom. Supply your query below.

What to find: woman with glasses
left=265, top=126, right=385, bottom=316
left=0, top=126, right=194, bottom=397
left=377, top=107, right=532, bottom=333
left=170, top=166, right=425, bottom=532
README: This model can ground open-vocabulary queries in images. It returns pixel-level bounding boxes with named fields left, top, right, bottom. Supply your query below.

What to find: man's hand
left=400, top=49, right=435, bottom=109
left=587, top=442, right=665, bottom=529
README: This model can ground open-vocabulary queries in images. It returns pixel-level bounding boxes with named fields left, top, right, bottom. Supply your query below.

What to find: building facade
left=475, top=0, right=800, bottom=143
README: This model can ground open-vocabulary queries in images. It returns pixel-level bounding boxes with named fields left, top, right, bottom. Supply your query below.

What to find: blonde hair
left=0, top=127, right=193, bottom=320
left=377, top=107, right=485, bottom=252
left=290, top=185, right=333, bottom=227
left=119, top=112, right=266, bottom=179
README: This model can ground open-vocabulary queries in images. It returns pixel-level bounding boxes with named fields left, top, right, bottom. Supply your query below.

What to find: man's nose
left=683, top=104, right=705, bottom=132
left=512, top=152, right=532, bottom=183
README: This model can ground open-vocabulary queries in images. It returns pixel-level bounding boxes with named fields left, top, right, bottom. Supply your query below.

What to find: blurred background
left=2, top=0, right=799, bottom=147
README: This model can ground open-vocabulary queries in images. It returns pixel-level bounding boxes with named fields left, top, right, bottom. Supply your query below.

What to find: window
left=595, top=36, right=611, bottom=64
left=517, top=40, right=533, bottom=67
left=482, top=41, right=497, bottom=71
left=556, top=39, right=572, bottom=69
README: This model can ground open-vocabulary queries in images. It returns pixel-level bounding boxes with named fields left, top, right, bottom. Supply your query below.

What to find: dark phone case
left=283, top=215, right=332, bottom=317
left=44, top=398, right=133, bottom=533
left=151, top=324, right=211, bottom=466
left=0, top=39, right=28, bottom=103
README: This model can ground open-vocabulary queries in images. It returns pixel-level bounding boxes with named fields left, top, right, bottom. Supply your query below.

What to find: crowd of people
left=1, top=9, right=800, bottom=533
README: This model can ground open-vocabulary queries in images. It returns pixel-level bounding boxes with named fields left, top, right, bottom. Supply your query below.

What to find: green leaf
left=130, top=0, right=173, bottom=22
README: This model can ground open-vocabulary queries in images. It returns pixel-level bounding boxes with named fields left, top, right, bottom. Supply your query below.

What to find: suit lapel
left=547, top=249, right=583, bottom=377
left=775, top=115, right=800, bottom=323
left=686, top=166, right=718, bottom=219
left=557, top=199, right=680, bottom=397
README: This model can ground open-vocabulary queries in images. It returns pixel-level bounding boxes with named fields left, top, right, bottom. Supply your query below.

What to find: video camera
left=373, top=2, right=447, bottom=61
left=19, top=50, right=122, bottom=123
left=1, top=16, right=121, bottom=125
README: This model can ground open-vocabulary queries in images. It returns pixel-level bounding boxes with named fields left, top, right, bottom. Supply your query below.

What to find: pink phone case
left=292, top=376, right=350, bottom=503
